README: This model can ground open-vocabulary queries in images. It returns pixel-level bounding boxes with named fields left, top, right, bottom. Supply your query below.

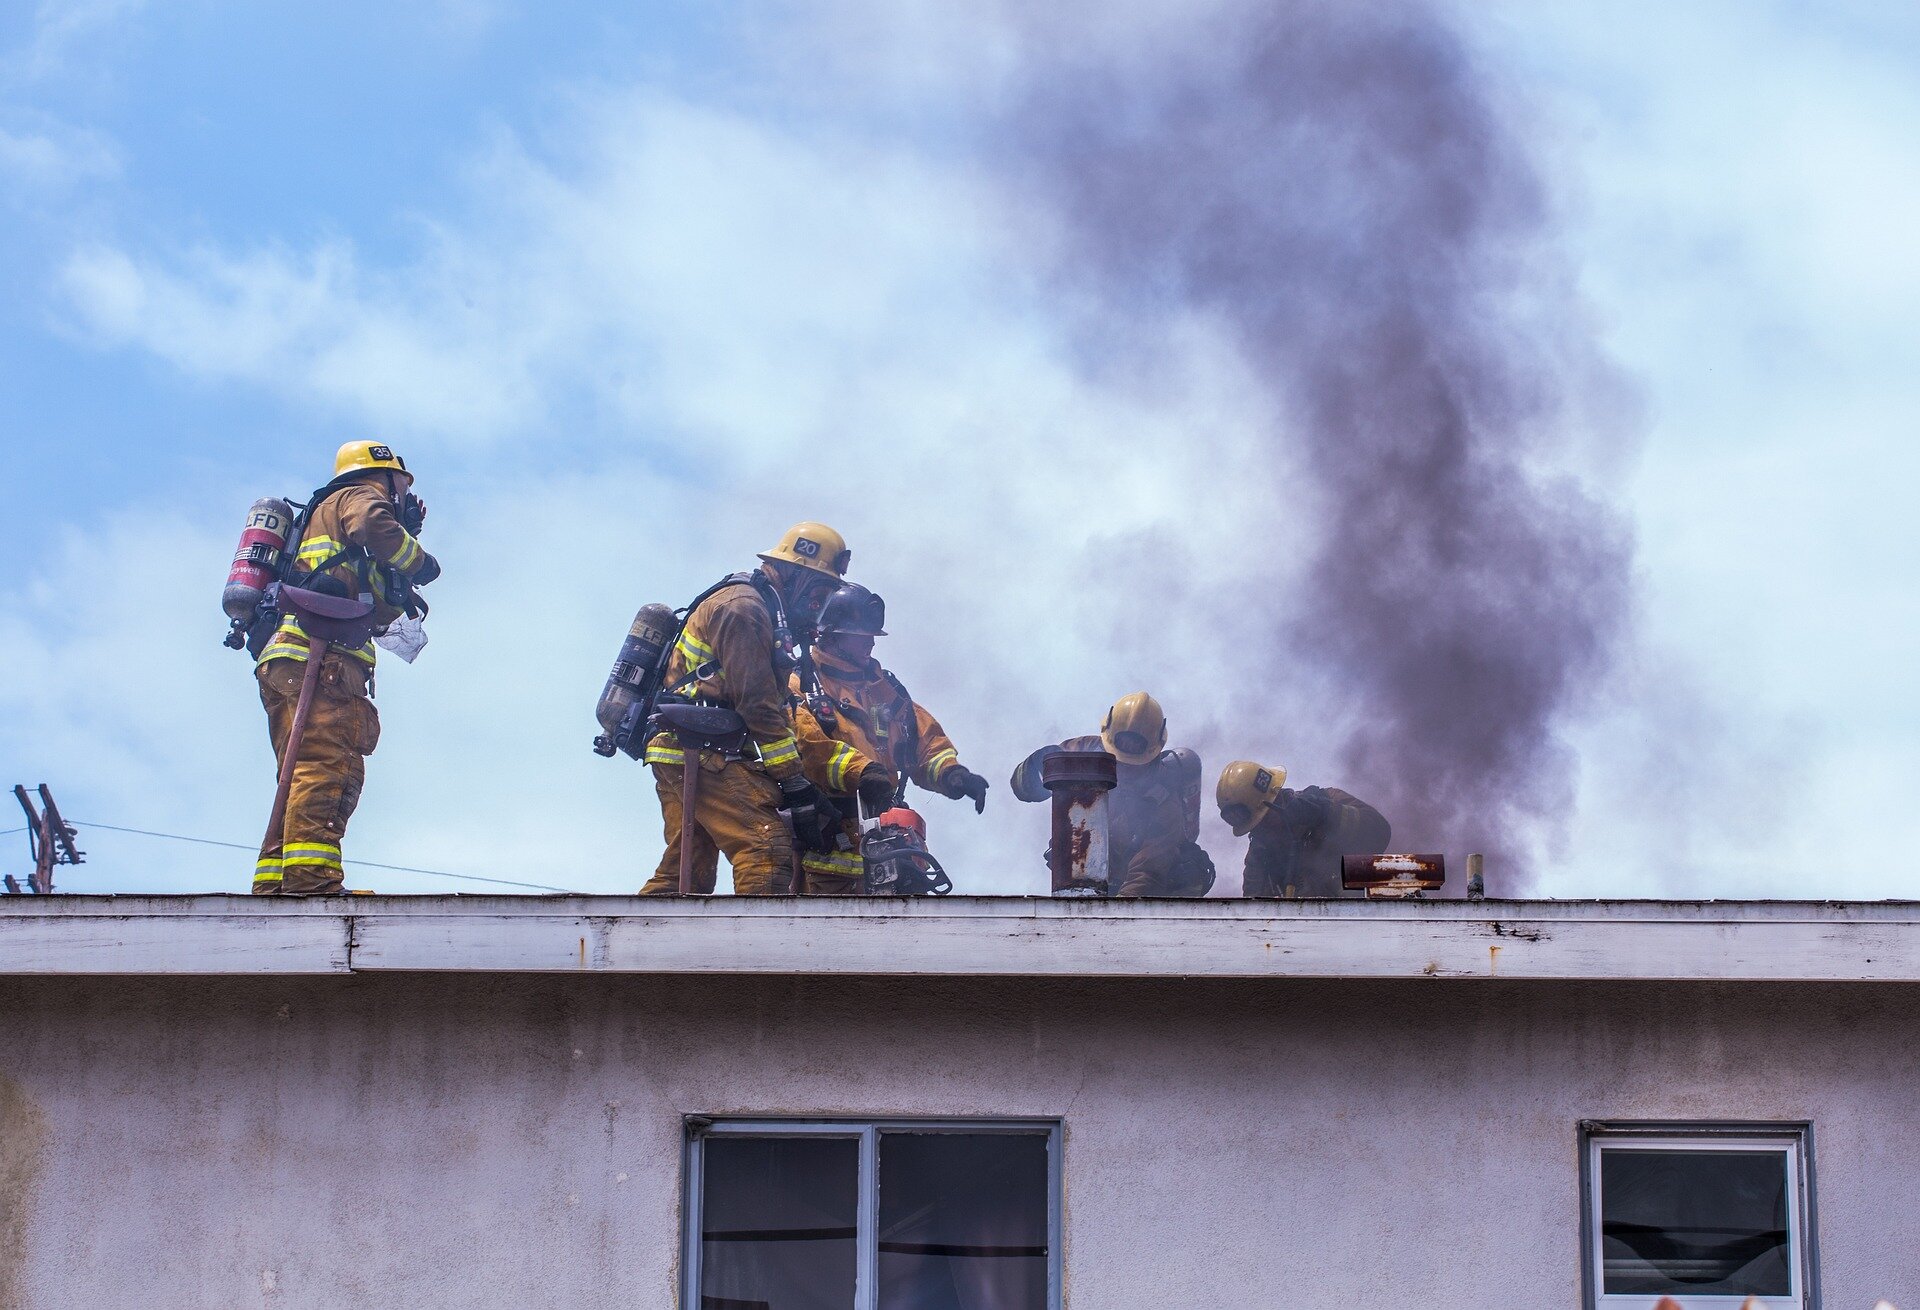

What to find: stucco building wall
left=1, top=974, right=1915, bottom=1308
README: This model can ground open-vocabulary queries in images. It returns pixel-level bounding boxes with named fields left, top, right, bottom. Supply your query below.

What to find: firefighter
left=1009, top=692, right=1212, bottom=897
left=1217, top=760, right=1391, bottom=898
left=791, top=583, right=989, bottom=893
left=637, top=523, right=848, bottom=896
left=254, top=441, right=439, bottom=894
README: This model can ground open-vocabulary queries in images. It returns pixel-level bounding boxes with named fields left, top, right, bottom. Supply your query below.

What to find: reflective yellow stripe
left=802, top=850, right=865, bottom=877
left=253, top=857, right=283, bottom=887
left=257, top=615, right=375, bottom=666
left=645, top=738, right=686, bottom=767
left=758, top=734, right=801, bottom=769
left=295, top=537, right=347, bottom=564
left=283, top=843, right=343, bottom=872
left=674, top=631, right=716, bottom=681
left=826, top=744, right=860, bottom=792
left=386, top=533, right=423, bottom=572
left=925, top=747, right=959, bottom=776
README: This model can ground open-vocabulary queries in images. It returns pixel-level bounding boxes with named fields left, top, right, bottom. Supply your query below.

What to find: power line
left=68, top=820, right=579, bottom=894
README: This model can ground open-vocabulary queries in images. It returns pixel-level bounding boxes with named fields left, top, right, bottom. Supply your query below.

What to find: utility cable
left=66, top=820, right=579, bottom=894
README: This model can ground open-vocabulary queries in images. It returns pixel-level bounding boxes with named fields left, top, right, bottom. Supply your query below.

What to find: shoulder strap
left=281, top=480, right=368, bottom=581
left=659, top=572, right=762, bottom=697
left=744, top=571, right=821, bottom=700
left=879, top=670, right=920, bottom=765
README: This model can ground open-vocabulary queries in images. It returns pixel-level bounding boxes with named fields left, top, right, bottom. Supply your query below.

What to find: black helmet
left=817, top=583, right=887, bottom=636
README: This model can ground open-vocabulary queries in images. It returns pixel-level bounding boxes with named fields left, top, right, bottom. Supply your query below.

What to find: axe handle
left=262, top=639, right=331, bottom=870
left=678, top=750, right=699, bottom=894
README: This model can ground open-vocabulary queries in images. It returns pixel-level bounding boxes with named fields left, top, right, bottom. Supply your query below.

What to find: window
left=684, top=1120, right=1060, bottom=1310
left=1581, top=1123, right=1817, bottom=1310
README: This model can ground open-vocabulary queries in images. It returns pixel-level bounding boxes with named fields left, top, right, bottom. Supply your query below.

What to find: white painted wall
left=2, top=972, right=1916, bottom=1308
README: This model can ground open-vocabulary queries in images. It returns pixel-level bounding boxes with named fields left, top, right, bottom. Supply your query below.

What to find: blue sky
left=2, top=0, right=1917, bottom=897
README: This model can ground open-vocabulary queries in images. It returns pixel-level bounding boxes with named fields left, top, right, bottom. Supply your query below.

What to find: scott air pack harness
left=229, top=475, right=427, bottom=659
left=599, top=571, right=814, bottom=762
left=806, top=667, right=921, bottom=809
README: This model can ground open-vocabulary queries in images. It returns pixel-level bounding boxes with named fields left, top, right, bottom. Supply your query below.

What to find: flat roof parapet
left=4, top=894, right=1919, bottom=982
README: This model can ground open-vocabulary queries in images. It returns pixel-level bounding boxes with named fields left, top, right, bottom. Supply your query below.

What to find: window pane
left=701, top=1136, right=859, bottom=1310
left=877, top=1132, right=1049, bottom=1310
left=1600, top=1148, right=1792, bottom=1296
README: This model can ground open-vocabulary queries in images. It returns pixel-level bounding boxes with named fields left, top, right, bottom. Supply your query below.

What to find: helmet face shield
left=1101, top=691, right=1167, bottom=765
left=1216, top=760, right=1287, bottom=835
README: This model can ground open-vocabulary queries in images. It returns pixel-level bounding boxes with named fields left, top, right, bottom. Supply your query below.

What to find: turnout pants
left=641, top=755, right=794, bottom=895
left=254, top=651, right=379, bottom=894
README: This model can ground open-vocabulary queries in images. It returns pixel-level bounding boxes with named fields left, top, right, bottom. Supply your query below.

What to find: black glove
left=857, top=770, right=897, bottom=818
left=411, top=552, right=441, bottom=586
left=400, top=493, right=427, bottom=535
left=946, top=767, right=989, bottom=814
left=779, top=776, right=834, bottom=854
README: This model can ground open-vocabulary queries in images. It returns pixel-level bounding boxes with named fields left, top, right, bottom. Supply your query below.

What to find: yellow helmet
left=1101, top=691, right=1167, bottom=766
left=759, top=521, right=850, bottom=579
left=1216, top=760, right=1288, bottom=836
left=334, top=440, right=409, bottom=478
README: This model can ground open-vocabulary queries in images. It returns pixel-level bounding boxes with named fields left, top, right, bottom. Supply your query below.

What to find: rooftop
left=3, top=894, right=1918, bottom=981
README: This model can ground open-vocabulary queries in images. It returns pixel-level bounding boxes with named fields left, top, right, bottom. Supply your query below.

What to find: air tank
left=593, top=603, right=677, bottom=755
left=222, top=497, right=295, bottom=625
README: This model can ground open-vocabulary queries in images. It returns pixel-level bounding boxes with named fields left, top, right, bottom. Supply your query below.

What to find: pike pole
left=261, top=635, right=332, bottom=864
left=679, top=752, right=699, bottom=894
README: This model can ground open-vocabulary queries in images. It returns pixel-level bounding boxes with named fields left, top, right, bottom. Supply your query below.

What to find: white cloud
left=24, top=0, right=1920, bottom=899
left=4, top=0, right=146, bottom=85
left=33, top=82, right=1296, bottom=894
left=1463, top=0, right=1920, bottom=897
left=0, top=113, right=116, bottom=192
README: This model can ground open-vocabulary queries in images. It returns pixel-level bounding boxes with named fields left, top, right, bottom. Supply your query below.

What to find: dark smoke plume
left=1002, top=1, right=1635, bottom=886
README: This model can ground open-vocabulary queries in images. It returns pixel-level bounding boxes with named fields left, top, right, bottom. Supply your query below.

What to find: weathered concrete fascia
left=4, top=895, right=1920, bottom=982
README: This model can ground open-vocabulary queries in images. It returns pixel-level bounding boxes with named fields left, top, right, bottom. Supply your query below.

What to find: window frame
left=1578, top=1120, right=1819, bottom=1310
left=681, top=1117, right=1064, bottom=1310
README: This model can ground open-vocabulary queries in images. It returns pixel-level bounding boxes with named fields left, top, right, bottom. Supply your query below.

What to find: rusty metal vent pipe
left=1042, top=749, right=1117, bottom=896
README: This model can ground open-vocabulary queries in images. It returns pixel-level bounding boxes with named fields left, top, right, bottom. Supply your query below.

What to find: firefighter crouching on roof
left=638, top=523, right=847, bottom=896
left=1009, top=692, right=1213, bottom=897
left=255, top=441, right=440, bottom=894
left=791, top=583, right=990, bottom=893
left=1216, top=761, right=1391, bottom=898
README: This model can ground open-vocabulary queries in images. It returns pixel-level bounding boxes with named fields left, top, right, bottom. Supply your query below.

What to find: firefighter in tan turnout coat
left=789, top=583, right=989, bottom=893
left=1010, top=692, right=1212, bottom=897
left=638, top=524, right=849, bottom=896
left=254, top=441, right=439, bottom=894
left=1216, top=760, right=1391, bottom=898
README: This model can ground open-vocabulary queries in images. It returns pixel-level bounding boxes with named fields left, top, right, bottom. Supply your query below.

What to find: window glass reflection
left=878, top=1132, right=1049, bottom=1310
left=702, top=1135, right=859, bottom=1310
left=1600, top=1148, right=1791, bottom=1296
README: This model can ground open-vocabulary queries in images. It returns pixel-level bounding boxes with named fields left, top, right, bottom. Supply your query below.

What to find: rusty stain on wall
left=1, top=1074, right=51, bottom=1310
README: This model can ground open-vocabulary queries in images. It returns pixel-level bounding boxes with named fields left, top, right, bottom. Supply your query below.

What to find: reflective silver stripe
left=759, top=734, right=801, bottom=769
